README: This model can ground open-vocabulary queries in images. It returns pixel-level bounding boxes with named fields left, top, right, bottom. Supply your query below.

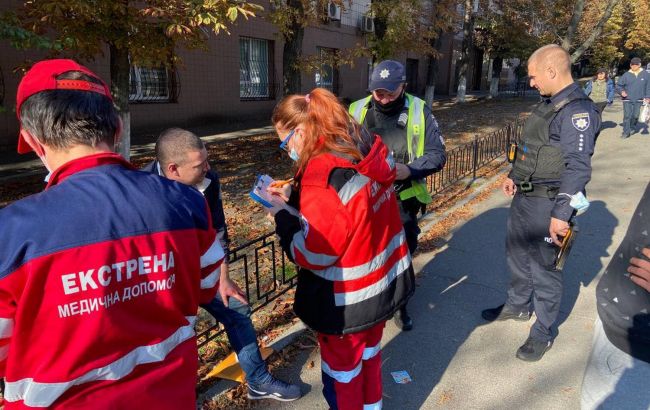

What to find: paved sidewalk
left=257, top=101, right=650, bottom=409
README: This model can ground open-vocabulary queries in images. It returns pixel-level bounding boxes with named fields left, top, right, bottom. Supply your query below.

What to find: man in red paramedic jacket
left=0, top=59, right=224, bottom=409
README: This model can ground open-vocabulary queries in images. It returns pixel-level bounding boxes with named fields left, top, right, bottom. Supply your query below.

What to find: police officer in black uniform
left=349, top=60, right=446, bottom=331
left=482, top=45, right=600, bottom=361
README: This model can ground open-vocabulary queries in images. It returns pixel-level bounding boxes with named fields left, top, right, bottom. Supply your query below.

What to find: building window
left=240, top=37, right=274, bottom=100
left=129, top=66, right=175, bottom=103
left=315, top=47, right=339, bottom=94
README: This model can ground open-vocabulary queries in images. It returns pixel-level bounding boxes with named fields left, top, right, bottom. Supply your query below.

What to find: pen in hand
left=269, top=178, right=294, bottom=188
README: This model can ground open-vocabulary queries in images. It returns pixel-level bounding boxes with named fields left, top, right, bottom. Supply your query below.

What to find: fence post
left=472, top=135, right=479, bottom=180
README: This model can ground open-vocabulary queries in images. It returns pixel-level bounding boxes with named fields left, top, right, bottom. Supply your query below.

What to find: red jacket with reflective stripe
left=0, top=153, right=223, bottom=409
left=278, top=137, right=414, bottom=334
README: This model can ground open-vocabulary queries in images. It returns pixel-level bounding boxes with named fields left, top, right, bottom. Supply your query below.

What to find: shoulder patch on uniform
left=571, top=113, right=590, bottom=131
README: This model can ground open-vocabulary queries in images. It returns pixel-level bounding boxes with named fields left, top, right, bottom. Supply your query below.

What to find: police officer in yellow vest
left=350, top=60, right=447, bottom=331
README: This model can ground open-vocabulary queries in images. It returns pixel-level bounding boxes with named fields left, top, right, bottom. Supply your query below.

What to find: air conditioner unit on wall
left=327, top=2, right=341, bottom=21
left=360, top=14, right=374, bottom=33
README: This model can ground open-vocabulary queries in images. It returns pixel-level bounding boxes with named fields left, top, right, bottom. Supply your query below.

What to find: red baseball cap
left=16, top=59, right=112, bottom=154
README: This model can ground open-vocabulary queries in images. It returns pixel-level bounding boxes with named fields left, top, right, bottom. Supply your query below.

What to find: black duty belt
left=518, top=182, right=559, bottom=199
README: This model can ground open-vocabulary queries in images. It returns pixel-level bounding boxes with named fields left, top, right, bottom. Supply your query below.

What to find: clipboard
left=554, top=223, right=578, bottom=271
left=249, top=174, right=275, bottom=208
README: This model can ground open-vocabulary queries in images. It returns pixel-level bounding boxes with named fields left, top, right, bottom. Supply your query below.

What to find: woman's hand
left=267, top=182, right=292, bottom=202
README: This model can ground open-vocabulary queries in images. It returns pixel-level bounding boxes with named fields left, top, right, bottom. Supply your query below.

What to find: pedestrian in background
left=616, top=57, right=650, bottom=139
left=583, top=68, right=614, bottom=118
left=268, top=88, right=414, bottom=410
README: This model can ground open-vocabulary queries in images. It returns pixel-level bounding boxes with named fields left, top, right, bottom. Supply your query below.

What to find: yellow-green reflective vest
left=349, top=94, right=432, bottom=204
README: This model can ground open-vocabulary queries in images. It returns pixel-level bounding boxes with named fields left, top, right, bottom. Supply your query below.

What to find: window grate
left=240, top=37, right=275, bottom=100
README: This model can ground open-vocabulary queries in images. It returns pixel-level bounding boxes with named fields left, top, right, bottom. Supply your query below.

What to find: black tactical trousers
left=398, top=197, right=422, bottom=255
left=505, top=193, right=563, bottom=342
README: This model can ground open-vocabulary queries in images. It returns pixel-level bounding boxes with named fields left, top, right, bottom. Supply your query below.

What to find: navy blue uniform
left=507, top=83, right=600, bottom=342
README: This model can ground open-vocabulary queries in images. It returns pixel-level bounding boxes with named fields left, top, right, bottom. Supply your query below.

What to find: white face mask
left=38, top=153, right=52, bottom=182
left=289, top=147, right=299, bottom=162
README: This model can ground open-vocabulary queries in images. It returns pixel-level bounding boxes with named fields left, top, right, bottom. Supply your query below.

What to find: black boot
left=481, top=304, right=530, bottom=322
left=394, top=306, right=413, bottom=331
left=516, top=336, right=552, bottom=361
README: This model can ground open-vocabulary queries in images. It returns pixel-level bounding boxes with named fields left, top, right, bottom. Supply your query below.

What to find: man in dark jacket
left=581, top=182, right=650, bottom=409
left=616, top=57, right=650, bottom=139
left=143, top=128, right=300, bottom=402
left=482, top=45, right=600, bottom=361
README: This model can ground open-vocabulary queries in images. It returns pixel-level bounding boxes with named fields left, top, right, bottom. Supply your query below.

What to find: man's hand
left=549, top=217, right=570, bottom=246
left=218, top=264, right=247, bottom=307
left=629, top=247, right=650, bottom=292
left=395, top=163, right=411, bottom=181
left=621, top=90, right=628, bottom=98
left=644, top=98, right=650, bottom=104
left=502, top=178, right=517, bottom=197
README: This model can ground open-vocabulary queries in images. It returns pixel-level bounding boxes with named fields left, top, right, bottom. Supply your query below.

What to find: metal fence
left=196, top=119, right=524, bottom=347
left=498, top=79, right=537, bottom=98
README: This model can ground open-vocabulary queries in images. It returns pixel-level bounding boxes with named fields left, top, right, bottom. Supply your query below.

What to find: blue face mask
left=289, top=148, right=299, bottom=162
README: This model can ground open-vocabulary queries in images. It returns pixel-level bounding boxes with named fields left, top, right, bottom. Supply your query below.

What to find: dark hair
left=593, top=68, right=609, bottom=81
left=155, top=127, right=205, bottom=167
left=19, top=71, right=120, bottom=151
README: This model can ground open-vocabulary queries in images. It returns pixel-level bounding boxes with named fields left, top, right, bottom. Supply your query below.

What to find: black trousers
left=398, top=197, right=421, bottom=255
left=505, top=193, right=563, bottom=342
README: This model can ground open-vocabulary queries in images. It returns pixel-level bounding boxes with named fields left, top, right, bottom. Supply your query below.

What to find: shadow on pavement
left=382, top=207, right=511, bottom=409
left=381, top=199, right=616, bottom=409
left=557, top=200, right=616, bottom=327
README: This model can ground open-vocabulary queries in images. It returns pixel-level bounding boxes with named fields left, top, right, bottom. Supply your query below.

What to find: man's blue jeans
left=622, top=101, right=642, bottom=136
left=201, top=297, right=272, bottom=385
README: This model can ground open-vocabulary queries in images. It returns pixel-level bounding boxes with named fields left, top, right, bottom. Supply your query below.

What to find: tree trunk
left=489, top=56, right=503, bottom=98
left=109, top=43, right=131, bottom=160
left=456, top=0, right=474, bottom=103
left=561, top=0, right=585, bottom=51
left=424, top=31, right=444, bottom=107
left=570, top=0, right=622, bottom=63
left=282, top=0, right=304, bottom=95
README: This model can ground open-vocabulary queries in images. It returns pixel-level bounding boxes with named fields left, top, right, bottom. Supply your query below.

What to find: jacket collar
left=46, top=152, right=134, bottom=189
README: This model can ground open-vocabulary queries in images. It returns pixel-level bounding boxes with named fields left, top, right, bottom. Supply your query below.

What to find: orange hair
left=271, top=88, right=363, bottom=170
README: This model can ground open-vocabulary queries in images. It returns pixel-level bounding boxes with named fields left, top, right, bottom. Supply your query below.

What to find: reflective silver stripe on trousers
left=321, top=360, right=362, bottom=384
left=364, top=399, right=383, bottom=410
left=311, top=231, right=406, bottom=281
left=337, top=174, right=370, bottom=206
left=291, top=232, right=339, bottom=268
left=200, top=238, right=225, bottom=269
left=5, top=316, right=198, bottom=407
left=362, top=342, right=381, bottom=360
left=334, top=253, right=411, bottom=306
left=0, top=318, right=14, bottom=338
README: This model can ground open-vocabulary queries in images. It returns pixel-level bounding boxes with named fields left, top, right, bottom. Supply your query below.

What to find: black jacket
left=597, top=182, right=650, bottom=363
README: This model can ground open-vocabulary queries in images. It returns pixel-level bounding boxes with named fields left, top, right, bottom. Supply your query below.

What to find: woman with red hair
left=267, top=88, right=414, bottom=409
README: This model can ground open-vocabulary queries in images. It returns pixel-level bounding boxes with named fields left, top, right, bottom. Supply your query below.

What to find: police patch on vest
left=300, top=214, right=309, bottom=238
left=571, top=113, right=590, bottom=131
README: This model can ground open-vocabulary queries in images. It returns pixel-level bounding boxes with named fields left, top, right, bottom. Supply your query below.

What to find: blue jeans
left=581, top=318, right=650, bottom=409
left=622, top=101, right=642, bottom=136
left=201, top=297, right=272, bottom=385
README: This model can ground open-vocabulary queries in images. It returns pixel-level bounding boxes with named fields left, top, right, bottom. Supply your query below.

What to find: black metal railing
left=498, top=79, right=537, bottom=98
left=196, top=120, right=524, bottom=347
